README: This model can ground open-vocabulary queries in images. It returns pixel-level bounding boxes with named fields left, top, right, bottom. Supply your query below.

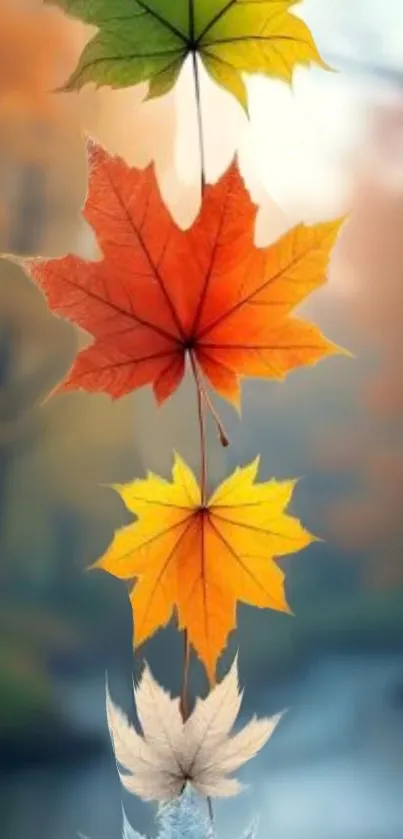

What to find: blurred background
left=2, top=0, right=403, bottom=838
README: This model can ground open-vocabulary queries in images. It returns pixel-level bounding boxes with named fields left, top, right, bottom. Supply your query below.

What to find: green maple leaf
left=46, top=0, right=328, bottom=110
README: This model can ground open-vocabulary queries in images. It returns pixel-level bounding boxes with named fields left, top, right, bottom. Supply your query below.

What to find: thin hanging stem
left=189, top=354, right=215, bottom=827
left=196, top=370, right=229, bottom=448
left=190, top=352, right=208, bottom=502
left=190, top=353, right=229, bottom=448
left=207, top=796, right=214, bottom=824
left=189, top=0, right=206, bottom=194
left=192, top=51, right=207, bottom=196
left=179, top=354, right=207, bottom=724
left=180, top=630, right=191, bottom=721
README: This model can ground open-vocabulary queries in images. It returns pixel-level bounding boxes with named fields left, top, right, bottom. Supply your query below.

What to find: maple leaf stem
left=207, top=796, right=214, bottom=825
left=191, top=354, right=208, bottom=504
left=180, top=629, right=191, bottom=721
left=190, top=353, right=229, bottom=450
left=191, top=50, right=207, bottom=196
left=200, top=381, right=230, bottom=449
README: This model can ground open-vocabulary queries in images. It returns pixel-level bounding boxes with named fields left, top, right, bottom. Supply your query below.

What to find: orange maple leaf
left=93, top=454, right=315, bottom=680
left=28, top=141, right=344, bottom=408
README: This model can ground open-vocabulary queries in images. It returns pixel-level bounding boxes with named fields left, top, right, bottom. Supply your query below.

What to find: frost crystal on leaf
left=156, top=788, right=213, bottom=839
left=122, top=807, right=146, bottom=839
left=78, top=788, right=258, bottom=839
left=118, top=788, right=257, bottom=839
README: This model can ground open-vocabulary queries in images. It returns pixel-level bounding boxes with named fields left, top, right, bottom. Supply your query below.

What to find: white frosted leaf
left=134, top=664, right=184, bottom=766
left=184, top=656, right=242, bottom=773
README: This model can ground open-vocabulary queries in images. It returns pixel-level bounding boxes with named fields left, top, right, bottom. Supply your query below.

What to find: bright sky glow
left=172, top=0, right=403, bottom=229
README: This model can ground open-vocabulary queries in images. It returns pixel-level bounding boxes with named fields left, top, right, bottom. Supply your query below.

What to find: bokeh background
left=2, top=1, right=403, bottom=837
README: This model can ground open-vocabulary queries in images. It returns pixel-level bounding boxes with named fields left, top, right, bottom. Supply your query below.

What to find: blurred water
left=2, top=652, right=403, bottom=839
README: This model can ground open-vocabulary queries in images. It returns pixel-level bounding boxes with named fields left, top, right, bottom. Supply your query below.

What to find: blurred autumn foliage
left=321, top=101, right=403, bottom=588
left=0, top=0, right=89, bottom=256
left=0, top=0, right=203, bottom=247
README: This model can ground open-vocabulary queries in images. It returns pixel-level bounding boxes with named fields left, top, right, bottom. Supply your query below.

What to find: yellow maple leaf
left=94, top=454, right=315, bottom=679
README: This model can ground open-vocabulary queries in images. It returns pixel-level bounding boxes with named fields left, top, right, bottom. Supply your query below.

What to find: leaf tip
left=251, top=454, right=261, bottom=471
left=310, top=531, right=325, bottom=546
left=339, top=344, right=356, bottom=360
left=325, top=338, right=354, bottom=361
